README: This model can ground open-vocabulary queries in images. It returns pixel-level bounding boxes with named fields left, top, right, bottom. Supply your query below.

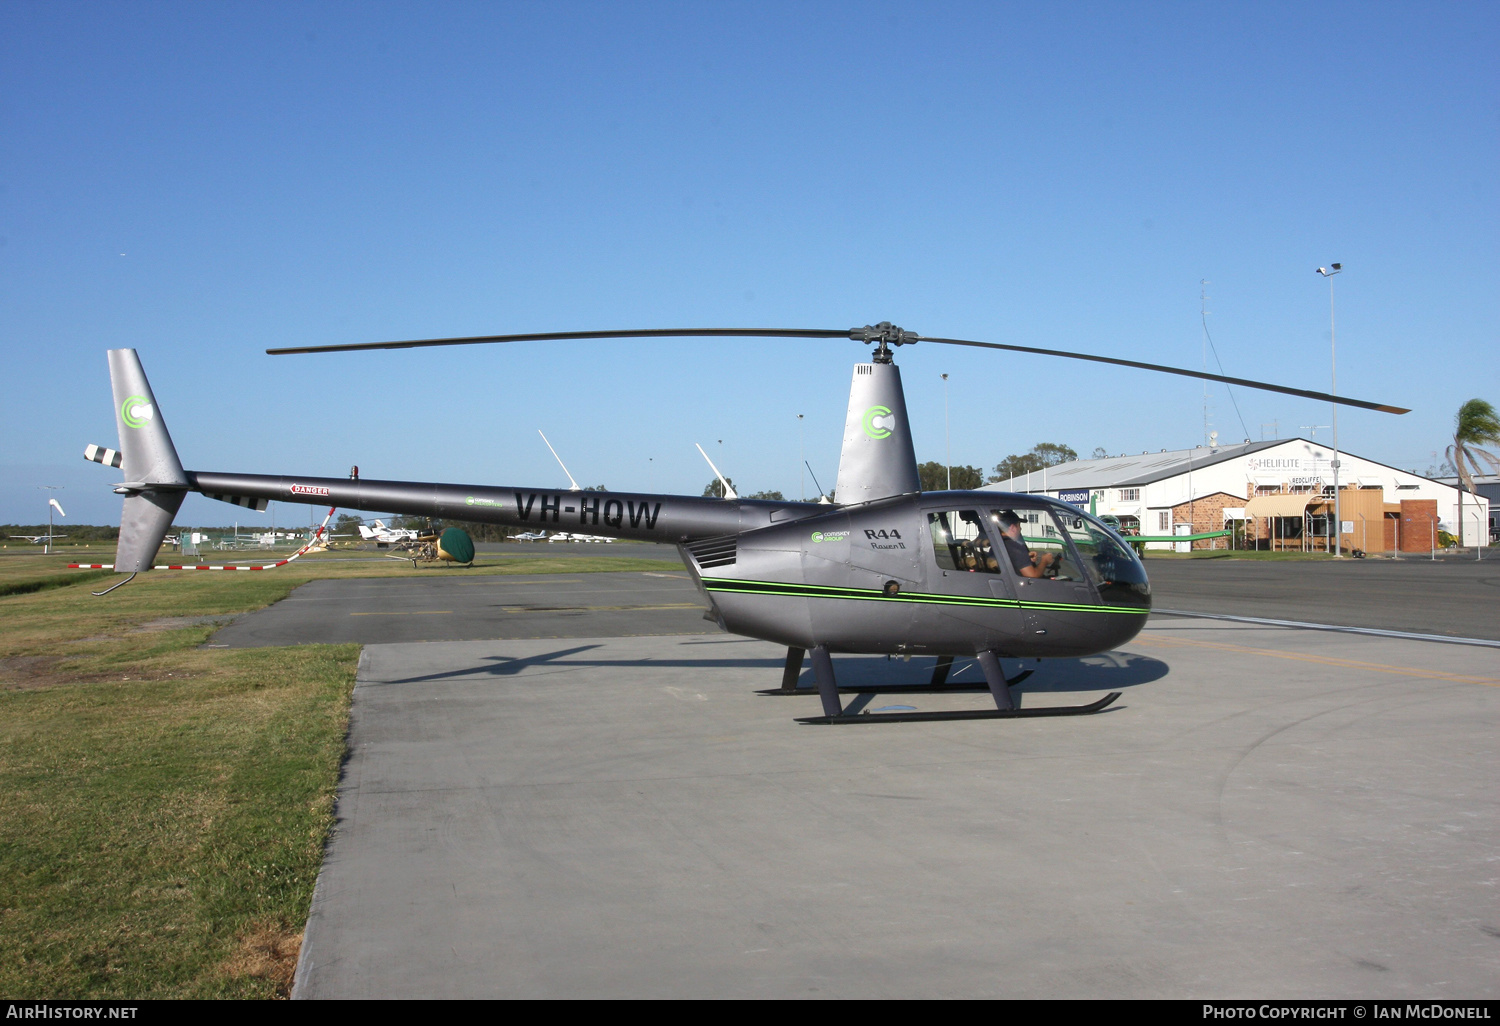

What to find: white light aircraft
left=357, top=520, right=419, bottom=547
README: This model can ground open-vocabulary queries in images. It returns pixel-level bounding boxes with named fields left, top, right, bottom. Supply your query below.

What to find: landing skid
left=759, top=677, right=1029, bottom=697
left=781, top=646, right=1112, bottom=723
left=795, top=691, right=1121, bottom=725
left=766, top=649, right=1031, bottom=696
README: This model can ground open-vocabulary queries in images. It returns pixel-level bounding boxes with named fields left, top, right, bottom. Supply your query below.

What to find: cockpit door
left=916, top=506, right=1022, bottom=652
left=987, top=506, right=1098, bottom=647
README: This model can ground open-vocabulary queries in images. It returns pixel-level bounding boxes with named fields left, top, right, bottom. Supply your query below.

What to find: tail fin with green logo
left=104, top=349, right=190, bottom=573
left=832, top=360, right=920, bottom=506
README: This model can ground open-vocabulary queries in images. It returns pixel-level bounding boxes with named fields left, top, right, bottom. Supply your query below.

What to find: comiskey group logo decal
left=811, top=530, right=849, bottom=544
left=862, top=405, right=895, bottom=440
left=121, top=395, right=155, bottom=429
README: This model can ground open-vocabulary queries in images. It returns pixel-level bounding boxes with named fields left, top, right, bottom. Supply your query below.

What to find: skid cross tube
left=794, top=692, right=1122, bottom=725
left=789, top=650, right=1109, bottom=723
left=759, top=668, right=1034, bottom=697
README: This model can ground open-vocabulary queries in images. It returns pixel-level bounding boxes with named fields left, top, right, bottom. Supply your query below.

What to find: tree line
left=918, top=442, right=1106, bottom=492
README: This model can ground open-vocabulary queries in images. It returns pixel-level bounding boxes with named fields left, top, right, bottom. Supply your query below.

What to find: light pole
left=941, top=373, right=951, bottom=490
left=797, top=415, right=805, bottom=501
left=1316, top=263, right=1342, bottom=556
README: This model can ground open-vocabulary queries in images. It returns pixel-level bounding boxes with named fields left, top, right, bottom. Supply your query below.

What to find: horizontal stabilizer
left=206, top=492, right=269, bottom=512
left=84, top=444, right=123, bottom=469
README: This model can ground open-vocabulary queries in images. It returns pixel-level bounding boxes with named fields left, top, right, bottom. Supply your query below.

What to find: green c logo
left=121, top=395, right=154, bottom=429
left=466, top=496, right=475, bottom=506
left=862, top=405, right=893, bottom=440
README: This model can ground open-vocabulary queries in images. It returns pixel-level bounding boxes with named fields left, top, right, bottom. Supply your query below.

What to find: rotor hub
left=849, top=322, right=918, bottom=363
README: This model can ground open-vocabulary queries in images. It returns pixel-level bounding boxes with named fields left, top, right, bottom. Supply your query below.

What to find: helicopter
left=75, top=324, right=1407, bottom=723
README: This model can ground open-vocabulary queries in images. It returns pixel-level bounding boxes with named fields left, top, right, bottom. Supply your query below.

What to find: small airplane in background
left=512, top=530, right=549, bottom=542
left=357, top=520, right=419, bottom=547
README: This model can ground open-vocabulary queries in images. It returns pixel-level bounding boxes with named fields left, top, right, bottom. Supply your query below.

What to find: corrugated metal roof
left=981, top=438, right=1287, bottom=491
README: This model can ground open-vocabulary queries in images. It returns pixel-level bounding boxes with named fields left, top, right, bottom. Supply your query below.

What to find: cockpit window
left=991, top=508, right=1085, bottom=581
left=927, top=509, right=1000, bottom=574
left=1048, top=506, right=1151, bottom=608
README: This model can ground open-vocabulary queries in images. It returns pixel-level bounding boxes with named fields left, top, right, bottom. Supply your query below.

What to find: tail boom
left=186, top=471, right=817, bottom=543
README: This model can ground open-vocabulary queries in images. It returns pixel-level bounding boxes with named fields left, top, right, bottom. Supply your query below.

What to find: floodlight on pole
left=1316, top=263, right=1343, bottom=556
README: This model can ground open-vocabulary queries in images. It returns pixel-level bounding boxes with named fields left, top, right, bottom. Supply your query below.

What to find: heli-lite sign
left=1248, top=457, right=1334, bottom=474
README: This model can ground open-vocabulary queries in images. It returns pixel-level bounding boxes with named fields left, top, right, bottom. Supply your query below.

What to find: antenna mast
left=1201, top=280, right=1212, bottom=447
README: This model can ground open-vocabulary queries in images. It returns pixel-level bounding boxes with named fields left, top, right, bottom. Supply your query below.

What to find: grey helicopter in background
left=78, top=323, right=1406, bottom=723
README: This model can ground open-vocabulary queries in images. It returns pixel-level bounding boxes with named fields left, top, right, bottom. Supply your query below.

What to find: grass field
left=0, top=549, right=684, bottom=998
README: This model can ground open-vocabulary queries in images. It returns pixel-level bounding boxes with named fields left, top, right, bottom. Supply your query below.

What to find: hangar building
left=982, top=438, right=1489, bottom=553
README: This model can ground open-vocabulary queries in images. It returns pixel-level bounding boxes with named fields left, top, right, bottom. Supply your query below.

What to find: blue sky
left=2, top=1, right=1495, bottom=526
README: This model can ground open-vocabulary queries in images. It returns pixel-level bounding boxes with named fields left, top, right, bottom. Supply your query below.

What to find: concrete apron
left=293, top=621, right=1500, bottom=998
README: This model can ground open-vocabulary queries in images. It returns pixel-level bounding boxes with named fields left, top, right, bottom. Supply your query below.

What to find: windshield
left=989, top=507, right=1087, bottom=582
left=1048, top=504, right=1151, bottom=608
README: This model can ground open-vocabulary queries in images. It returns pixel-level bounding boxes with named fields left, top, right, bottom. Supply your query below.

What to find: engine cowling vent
left=686, top=535, right=737, bottom=569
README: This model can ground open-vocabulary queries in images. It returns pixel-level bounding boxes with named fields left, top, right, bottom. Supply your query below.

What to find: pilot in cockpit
left=995, top=511, right=1057, bottom=579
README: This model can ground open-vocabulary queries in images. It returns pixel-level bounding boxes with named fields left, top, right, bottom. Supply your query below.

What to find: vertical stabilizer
left=833, top=361, right=920, bottom=505
left=110, top=349, right=187, bottom=488
left=107, top=350, right=188, bottom=572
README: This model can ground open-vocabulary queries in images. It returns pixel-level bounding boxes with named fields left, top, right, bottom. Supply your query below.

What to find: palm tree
left=1446, top=398, right=1500, bottom=547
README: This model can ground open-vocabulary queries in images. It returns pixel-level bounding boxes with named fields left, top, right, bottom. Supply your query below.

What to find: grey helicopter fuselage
left=684, top=491, right=1151, bottom=660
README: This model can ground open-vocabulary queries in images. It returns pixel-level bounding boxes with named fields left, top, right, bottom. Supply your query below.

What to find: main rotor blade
left=268, top=324, right=1408, bottom=415
left=266, top=327, right=850, bottom=356
left=918, top=336, right=1409, bottom=415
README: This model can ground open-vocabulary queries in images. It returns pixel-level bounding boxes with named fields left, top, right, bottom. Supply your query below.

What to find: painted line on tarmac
left=1152, top=609, right=1500, bottom=650
left=1135, top=633, right=1500, bottom=687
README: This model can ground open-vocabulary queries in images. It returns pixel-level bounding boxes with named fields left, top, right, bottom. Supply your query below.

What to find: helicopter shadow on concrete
left=370, top=644, right=1168, bottom=699
left=374, top=643, right=790, bottom=687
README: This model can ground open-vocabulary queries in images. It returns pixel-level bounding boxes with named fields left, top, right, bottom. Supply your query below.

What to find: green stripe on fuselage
left=699, top=576, right=1148, bottom=615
